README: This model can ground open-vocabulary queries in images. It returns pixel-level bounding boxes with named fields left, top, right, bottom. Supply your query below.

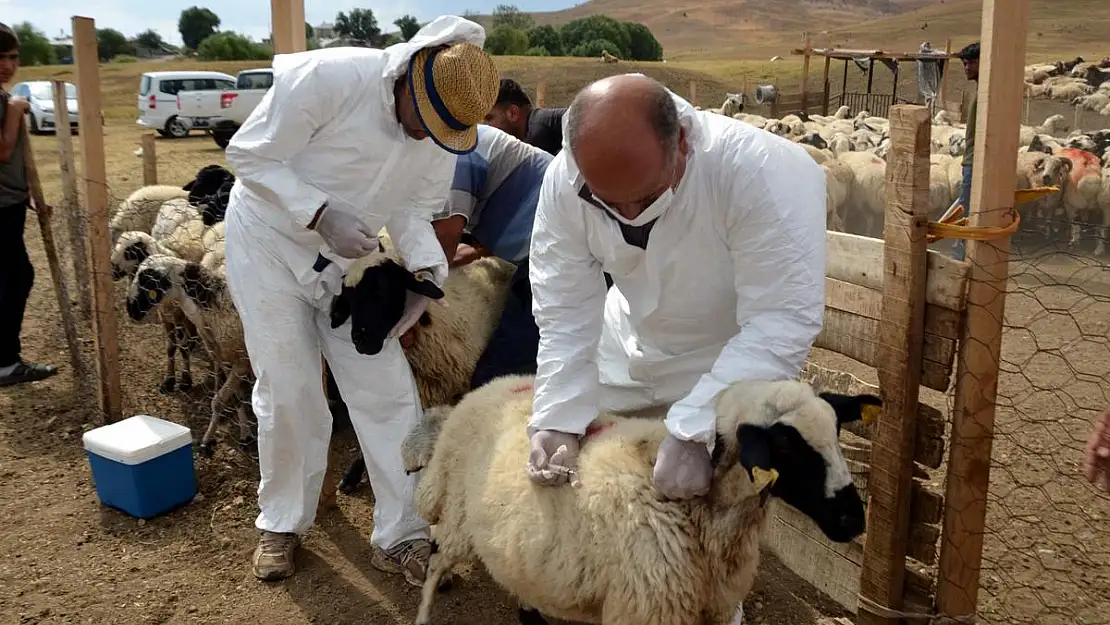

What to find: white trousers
left=223, top=204, right=429, bottom=548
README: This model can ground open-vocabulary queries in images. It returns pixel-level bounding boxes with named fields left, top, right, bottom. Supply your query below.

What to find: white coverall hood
left=222, top=15, right=489, bottom=546
left=529, top=80, right=827, bottom=453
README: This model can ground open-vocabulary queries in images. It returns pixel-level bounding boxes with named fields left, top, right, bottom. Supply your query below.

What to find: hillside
left=496, top=0, right=1110, bottom=60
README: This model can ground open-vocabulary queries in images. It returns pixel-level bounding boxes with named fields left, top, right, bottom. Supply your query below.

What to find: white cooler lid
left=82, top=414, right=194, bottom=466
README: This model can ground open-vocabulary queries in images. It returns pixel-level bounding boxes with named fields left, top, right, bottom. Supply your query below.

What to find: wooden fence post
left=536, top=83, right=546, bottom=107
left=73, top=15, right=122, bottom=424
left=51, top=79, right=91, bottom=322
left=23, top=123, right=85, bottom=380
left=141, top=133, right=157, bottom=185
left=936, top=0, right=1028, bottom=620
left=688, top=80, right=697, bottom=107
left=269, top=0, right=306, bottom=54
left=855, top=104, right=932, bottom=625
left=800, top=32, right=812, bottom=111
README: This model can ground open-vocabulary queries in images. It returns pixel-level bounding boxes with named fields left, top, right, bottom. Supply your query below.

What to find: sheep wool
left=410, top=375, right=869, bottom=625
left=108, top=185, right=192, bottom=243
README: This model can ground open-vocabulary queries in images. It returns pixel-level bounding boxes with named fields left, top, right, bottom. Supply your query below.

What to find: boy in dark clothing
left=0, top=22, right=58, bottom=387
left=483, top=78, right=566, bottom=156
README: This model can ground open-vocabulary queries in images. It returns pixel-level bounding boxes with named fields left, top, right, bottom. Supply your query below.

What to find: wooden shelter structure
left=791, top=37, right=955, bottom=119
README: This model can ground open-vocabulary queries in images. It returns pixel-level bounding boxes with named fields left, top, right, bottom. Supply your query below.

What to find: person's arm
left=0, top=96, right=27, bottom=163
left=664, top=137, right=828, bottom=450
left=386, top=151, right=456, bottom=287
left=223, top=55, right=350, bottom=229
left=528, top=160, right=608, bottom=436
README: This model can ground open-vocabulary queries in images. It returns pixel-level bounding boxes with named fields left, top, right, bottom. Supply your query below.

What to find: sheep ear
left=329, top=290, right=352, bottom=329
left=181, top=262, right=216, bottom=308
left=405, top=271, right=445, bottom=300
left=819, top=392, right=883, bottom=429
left=182, top=180, right=195, bottom=191
left=736, top=424, right=773, bottom=477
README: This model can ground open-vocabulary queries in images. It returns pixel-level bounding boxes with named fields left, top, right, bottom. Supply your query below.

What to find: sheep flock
left=1023, top=56, right=1110, bottom=115
left=696, top=95, right=1110, bottom=255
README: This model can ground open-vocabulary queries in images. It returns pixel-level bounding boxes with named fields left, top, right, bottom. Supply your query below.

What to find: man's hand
left=8, top=96, right=30, bottom=116
left=313, top=205, right=378, bottom=259
left=652, top=434, right=713, bottom=500
left=1083, top=407, right=1110, bottom=493
left=30, top=201, right=53, bottom=220
left=526, top=429, right=582, bottom=487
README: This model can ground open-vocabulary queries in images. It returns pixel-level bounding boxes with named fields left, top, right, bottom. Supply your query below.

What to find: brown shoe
left=370, top=538, right=431, bottom=588
left=252, top=531, right=301, bottom=581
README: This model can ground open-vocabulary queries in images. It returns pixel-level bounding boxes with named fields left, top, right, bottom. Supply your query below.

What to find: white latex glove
left=314, top=204, right=378, bottom=259
left=526, top=429, right=582, bottom=487
left=387, top=290, right=434, bottom=340
left=652, top=434, right=713, bottom=500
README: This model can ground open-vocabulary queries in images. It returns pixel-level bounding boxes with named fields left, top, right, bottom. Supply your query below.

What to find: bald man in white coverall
left=524, top=74, right=827, bottom=625
left=222, top=16, right=500, bottom=584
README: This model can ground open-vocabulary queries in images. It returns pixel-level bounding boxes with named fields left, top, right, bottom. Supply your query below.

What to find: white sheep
left=126, top=254, right=253, bottom=455
left=706, top=93, right=745, bottom=117
left=822, top=159, right=852, bottom=231
left=837, top=150, right=888, bottom=237
left=1074, top=92, right=1110, bottom=113
left=107, top=184, right=191, bottom=244
left=406, top=375, right=875, bottom=625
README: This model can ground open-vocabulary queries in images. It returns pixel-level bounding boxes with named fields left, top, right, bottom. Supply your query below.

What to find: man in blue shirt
left=423, top=123, right=554, bottom=388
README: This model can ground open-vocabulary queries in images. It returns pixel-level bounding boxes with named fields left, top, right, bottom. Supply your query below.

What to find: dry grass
left=493, top=0, right=1110, bottom=60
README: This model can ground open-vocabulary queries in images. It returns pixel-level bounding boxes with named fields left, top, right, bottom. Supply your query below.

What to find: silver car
left=9, top=80, right=78, bottom=134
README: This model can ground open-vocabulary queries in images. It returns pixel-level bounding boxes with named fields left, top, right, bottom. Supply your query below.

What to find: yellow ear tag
left=861, top=403, right=882, bottom=427
left=751, top=467, right=779, bottom=492
left=147, top=289, right=159, bottom=300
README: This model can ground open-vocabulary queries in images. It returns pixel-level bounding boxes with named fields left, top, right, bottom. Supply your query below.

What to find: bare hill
left=496, top=0, right=1110, bottom=60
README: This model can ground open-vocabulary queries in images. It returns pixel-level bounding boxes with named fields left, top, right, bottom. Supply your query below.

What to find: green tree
left=134, top=29, right=166, bottom=52
left=526, top=25, right=563, bottom=57
left=178, top=6, right=221, bottom=50
left=96, top=28, right=132, bottom=61
left=570, top=38, right=620, bottom=58
left=196, top=32, right=271, bottom=61
left=561, top=15, right=630, bottom=58
left=334, top=8, right=380, bottom=44
left=11, top=23, right=56, bottom=66
left=394, top=15, right=421, bottom=41
left=524, top=46, right=549, bottom=56
left=492, top=4, right=534, bottom=31
left=305, top=22, right=315, bottom=41
left=483, top=25, right=529, bottom=56
left=623, top=22, right=663, bottom=61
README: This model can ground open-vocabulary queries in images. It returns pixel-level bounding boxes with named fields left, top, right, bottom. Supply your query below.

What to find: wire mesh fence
left=947, top=219, right=1110, bottom=625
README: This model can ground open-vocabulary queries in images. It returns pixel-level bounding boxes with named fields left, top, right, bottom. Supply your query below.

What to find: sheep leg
left=175, top=322, right=194, bottom=391
left=414, top=548, right=455, bottom=625
left=160, top=331, right=177, bottom=394
left=1095, top=209, right=1110, bottom=256
left=200, top=368, right=244, bottom=457
left=517, top=605, right=551, bottom=625
left=339, top=455, right=367, bottom=494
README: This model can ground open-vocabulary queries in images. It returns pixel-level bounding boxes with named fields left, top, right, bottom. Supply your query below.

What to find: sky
left=2, top=0, right=582, bottom=46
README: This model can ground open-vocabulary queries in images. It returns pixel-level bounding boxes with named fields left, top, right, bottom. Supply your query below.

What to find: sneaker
left=0, top=360, right=58, bottom=387
left=252, top=531, right=301, bottom=581
left=370, top=538, right=431, bottom=588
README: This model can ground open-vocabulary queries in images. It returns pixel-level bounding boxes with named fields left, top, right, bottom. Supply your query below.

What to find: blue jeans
left=950, top=165, right=972, bottom=261
left=470, top=257, right=540, bottom=389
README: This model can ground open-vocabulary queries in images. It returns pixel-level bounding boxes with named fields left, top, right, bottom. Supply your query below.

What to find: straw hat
left=407, top=41, right=500, bottom=154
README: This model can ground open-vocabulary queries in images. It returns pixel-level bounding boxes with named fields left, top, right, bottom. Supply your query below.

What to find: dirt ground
left=3, top=86, right=1110, bottom=624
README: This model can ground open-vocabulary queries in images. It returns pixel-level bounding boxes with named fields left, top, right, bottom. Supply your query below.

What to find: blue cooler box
left=82, top=414, right=197, bottom=519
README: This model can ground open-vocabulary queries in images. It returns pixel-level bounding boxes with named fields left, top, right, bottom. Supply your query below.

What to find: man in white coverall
left=222, top=15, right=500, bottom=584
left=525, top=74, right=827, bottom=624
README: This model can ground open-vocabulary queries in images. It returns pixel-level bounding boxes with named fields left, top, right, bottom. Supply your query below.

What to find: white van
left=136, top=70, right=236, bottom=138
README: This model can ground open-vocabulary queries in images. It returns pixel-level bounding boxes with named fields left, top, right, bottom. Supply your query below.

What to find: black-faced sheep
left=183, top=164, right=236, bottom=226
left=326, top=239, right=516, bottom=492
left=126, top=254, right=254, bottom=455
left=404, top=375, right=875, bottom=625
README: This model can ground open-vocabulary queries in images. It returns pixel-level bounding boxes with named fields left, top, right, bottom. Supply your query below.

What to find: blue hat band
left=420, top=47, right=468, bottom=132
